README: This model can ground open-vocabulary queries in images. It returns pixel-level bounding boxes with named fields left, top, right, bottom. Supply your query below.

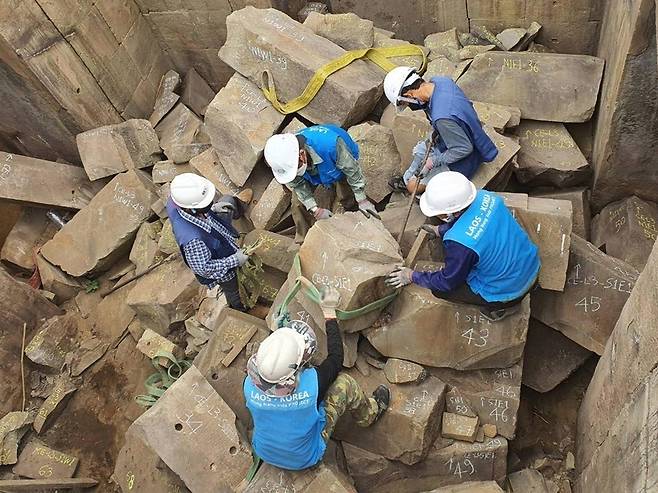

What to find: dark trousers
left=219, top=274, right=246, bottom=312
left=432, top=282, right=531, bottom=311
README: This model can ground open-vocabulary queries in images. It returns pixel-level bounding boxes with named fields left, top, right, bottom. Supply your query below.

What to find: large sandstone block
left=181, top=68, right=215, bottom=117
left=249, top=178, right=291, bottom=230
left=126, top=258, right=205, bottom=335
left=514, top=120, right=591, bottom=187
left=532, top=234, right=639, bottom=354
left=155, top=103, right=202, bottom=159
left=35, top=254, right=84, bottom=304
left=303, top=12, right=374, bottom=50
left=298, top=212, right=402, bottom=332
left=189, top=148, right=241, bottom=196
left=244, top=462, right=356, bottom=492
left=1, top=208, right=57, bottom=271
left=473, top=126, right=519, bottom=191
left=343, top=436, right=507, bottom=493
left=533, top=188, right=591, bottom=240
left=76, top=119, right=161, bottom=181
left=424, top=56, right=472, bottom=81
left=204, top=73, right=286, bottom=186
left=243, top=229, right=298, bottom=273
left=522, top=318, right=591, bottom=393
left=348, top=122, right=402, bottom=203
left=591, top=196, right=658, bottom=272
left=130, top=366, right=251, bottom=493
left=366, top=286, right=529, bottom=370
left=428, top=482, right=505, bottom=493
left=430, top=363, right=523, bottom=440
left=334, top=368, right=447, bottom=465
left=472, top=101, right=521, bottom=132
left=379, top=200, right=428, bottom=258
left=41, top=171, right=159, bottom=277
left=458, top=52, right=604, bottom=122
left=219, top=7, right=383, bottom=126
left=424, top=29, right=461, bottom=62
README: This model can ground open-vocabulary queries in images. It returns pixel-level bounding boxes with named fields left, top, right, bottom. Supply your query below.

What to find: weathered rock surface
left=334, top=368, right=447, bottom=465
left=472, top=126, right=520, bottom=191
left=533, top=188, right=591, bottom=240
left=373, top=35, right=428, bottom=72
left=431, top=363, right=523, bottom=440
left=388, top=108, right=431, bottom=168
left=127, top=257, right=205, bottom=335
left=367, top=286, right=529, bottom=370
left=303, top=12, right=374, bottom=50
left=219, top=7, right=383, bottom=126
left=0, top=412, right=34, bottom=465
left=348, top=122, right=402, bottom=203
left=166, top=143, right=210, bottom=164
left=532, top=234, right=639, bottom=354
left=155, top=103, right=202, bottom=160
left=204, top=73, right=285, bottom=186
left=523, top=318, right=592, bottom=393
left=77, top=119, right=161, bottom=181
left=129, top=366, right=251, bottom=493
left=424, top=56, right=472, bottom=81
left=384, top=358, right=427, bottom=384
left=442, top=412, right=479, bottom=442
left=425, top=29, right=461, bottom=62
left=591, top=196, right=658, bottom=272
left=181, top=68, right=215, bottom=117
left=189, top=148, right=240, bottom=196
left=343, top=436, right=507, bottom=493
left=458, top=53, right=604, bottom=122
left=34, top=376, right=77, bottom=433
left=149, top=70, right=181, bottom=127
left=472, top=101, right=521, bottom=131
left=1, top=208, right=58, bottom=271
left=298, top=212, right=402, bottom=332
left=515, top=120, right=591, bottom=187
left=35, top=254, right=84, bottom=303
left=12, top=438, right=78, bottom=480
left=497, top=28, right=527, bottom=50
left=249, top=178, right=291, bottom=230
left=151, top=160, right=194, bottom=184
left=24, top=314, right=75, bottom=369
left=459, top=44, right=495, bottom=60
left=129, top=221, right=162, bottom=276
left=508, top=468, right=549, bottom=492
left=427, top=482, right=505, bottom=493
left=244, top=462, right=357, bottom=492
left=243, top=229, right=298, bottom=273
left=41, top=171, right=158, bottom=277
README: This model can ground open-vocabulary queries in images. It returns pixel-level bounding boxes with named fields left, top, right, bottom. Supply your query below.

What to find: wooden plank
left=221, top=325, right=257, bottom=367
left=0, top=477, right=98, bottom=491
left=0, top=151, right=103, bottom=209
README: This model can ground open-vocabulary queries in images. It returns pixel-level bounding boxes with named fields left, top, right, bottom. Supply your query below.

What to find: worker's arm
left=315, top=319, right=344, bottom=404
left=335, top=137, right=367, bottom=203
left=182, top=239, right=240, bottom=280
left=411, top=240, right=479, bottom=292
left=286, top=176, right=318, bottom=211
left=431, top=119, right=473, bottom=167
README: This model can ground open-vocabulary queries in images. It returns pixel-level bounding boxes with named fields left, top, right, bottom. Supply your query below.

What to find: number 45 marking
left=575, top=296, right=601, bottom=313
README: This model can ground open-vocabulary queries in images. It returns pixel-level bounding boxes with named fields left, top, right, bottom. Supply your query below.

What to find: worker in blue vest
left=167, top=173, right=253, bottom=311
left=244, top=287, right=390, bottom=470
left=383, top=66, right=499, bottom=194
left=386, top=172, right=540, bottom=322
left=264, top=124, right=378, bottom=242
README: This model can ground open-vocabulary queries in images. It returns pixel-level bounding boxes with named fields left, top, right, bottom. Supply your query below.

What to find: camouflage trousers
left=321, top=373, right=379, bottom=442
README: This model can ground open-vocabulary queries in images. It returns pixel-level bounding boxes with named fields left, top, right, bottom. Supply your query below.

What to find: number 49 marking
left=575, top=296, right=601, bottom=313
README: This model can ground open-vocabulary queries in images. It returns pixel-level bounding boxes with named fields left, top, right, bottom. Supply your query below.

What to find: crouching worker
left=244, top=287, right=390, bottom=470
left=167, top=173, right=253, bottom=311
left=386, top=172, right=540, bottom=322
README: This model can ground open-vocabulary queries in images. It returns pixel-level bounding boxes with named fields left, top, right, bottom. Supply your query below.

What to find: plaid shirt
left=177, top=209, right=239, bottom=288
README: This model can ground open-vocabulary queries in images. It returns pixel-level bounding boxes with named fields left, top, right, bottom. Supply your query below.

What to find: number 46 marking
left=575, top=296, right=601, bottom=313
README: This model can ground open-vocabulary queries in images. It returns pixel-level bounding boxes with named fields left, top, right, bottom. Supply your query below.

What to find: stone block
left=34, top=377, right=77, bottom=434
left=384, top=358, right=427, bottom=384
left=348, top=122, right=402, bottom=203
left=380, top=197, right=428, bottom=258
left=458, top=53, right=604, bottom=122
left=531, top=234, right=639, bottom=354
left=533, top=188, right=591, bottom=240
left=130, top=366, right=252, bottom=493
left=303, top=12, right=374, bottom=50
left=482, top=424, right=497, bottom=438
left=151, top=160, right=194, bottom=184
left=508, top=468, right=549, bottom=492
left=343, top=436, right=507, bottom=493
left=189, top=148, right=241, bottom=196
left=0, top=152, right=104, bottom=210
left=35, top=254, right=84, bottom=304
left=0, top=412, right=34, bottom=465
left=89, top=283, right=137, bottom=343
left=155, top=103, right=202, bottom=159
left=497, top=28, right=527, bottom=50
left=367, top=286, right=529, bottom=370
left=514, top=120, right=591, bottom=187
left=166, top=143, right=210, bottom=164
left=204, top=73, right=286, bottom=186
left=442, top=412, right=479, bottom=442
left=76, top=119, right=161, bottom=181
left=427, top=482, right=505, bottom=493
left=424, top=56, right=472, bottom=81
left=591, top=196, right=658, bottom=272
left=424, top=28, right=461, bottom=62
left=41, top=170, right=159, bottom=277
left=137, top=328, right=184, bottom=366
left=459, top=44, right=496, bottom=60
left=472, top=126, right=520, bottom=191
left=334, top=368, right=447, bottom=465
left=522, top=318, right=592, bottom=393
left=249, top=178, right=291, bottom=230
left=24, top=314, right=75, bottom=370
left=472, top=101, right=521, bottom=131
left=243, top=229, right=298, bottom=273
left=373, top=34, right=429, bottom=70
left=12, top=439, right=78, bottom=480
left=157, top=219, right=177, bottom=255
left=126, top=257, right=205, bottom=335
left=1, top=208, right=57, bottom=272
left=244, top=462, right=357, bottom=492
left=219, top=7, right=383, bottom=126
left=149, top=70, right=181, bottom=127
left=389, top=108, right=431, bottom=170
left=298, top=211, right=402, bottom=333
left=430, top=363, right=523, bottom=440
left=181, top=68, right=215, bottom=117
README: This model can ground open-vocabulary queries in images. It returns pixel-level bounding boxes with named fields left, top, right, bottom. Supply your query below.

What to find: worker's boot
left=372, top=385, right=391, bottom=421
left=388, top=176, right=408, bottom=194
left=232, top=188, right=253, bottom=219
left=480, top=303, right=522, bottom=323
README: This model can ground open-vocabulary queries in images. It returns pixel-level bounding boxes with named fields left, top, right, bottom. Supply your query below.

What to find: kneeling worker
left=387, top=172, right=540, bottom=321
left=383, top=66, right=498, bottom=193
left=264, top=124, right=378, bottom=242
left=244, top=287, right=390, bottom=470
left=167, top=173, right=252, bottom=311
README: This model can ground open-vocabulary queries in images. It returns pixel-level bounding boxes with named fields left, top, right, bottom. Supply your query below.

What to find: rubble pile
left=1, top=5, right=650, bottom=493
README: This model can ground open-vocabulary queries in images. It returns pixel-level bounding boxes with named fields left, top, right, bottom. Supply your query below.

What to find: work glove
left=358, top=199, right=380, bottom=220
left=211, top=201, right=236, bottom=215
left=385, top=266, right=414, bottom=289
left=420, top=224, right=439, bottom=238
left=234, top=249, right=249, bottom=267
left=312, top=207, right=333, bottom=220
left=318, top=286, right=341, bottom=320
left=418, top=157, right=433, bottom=179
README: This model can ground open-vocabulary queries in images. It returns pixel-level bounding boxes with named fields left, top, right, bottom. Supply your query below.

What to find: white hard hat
left=264, top=134, right=300, bottom=184
left=383, top=66, right=422, bottom=107
left=256, top=327, right=306, bottom=384
left=170, top=173, right=216, bottom=209
left=419, top=171, right=477, bottom=217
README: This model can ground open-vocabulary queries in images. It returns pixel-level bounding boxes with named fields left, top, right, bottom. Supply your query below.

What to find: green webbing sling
left=135, top=350, right=192, bottom=408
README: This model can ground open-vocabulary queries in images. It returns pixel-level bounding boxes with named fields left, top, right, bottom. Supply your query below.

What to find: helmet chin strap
left=440, top=213, right=456, bottom=223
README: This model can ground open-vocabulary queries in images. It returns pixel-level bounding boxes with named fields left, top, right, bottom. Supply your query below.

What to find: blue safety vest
left=244, top=368, right=327, bottom=470
left=298, top=124, right=359, bottom=186
left=427, top=77, right=498, bottom=178
left=444, top=190, right=540, bottom=302
left=166, top=198, right=239, bottom=286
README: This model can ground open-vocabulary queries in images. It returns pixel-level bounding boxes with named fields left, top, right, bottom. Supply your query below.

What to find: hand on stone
left=385, top=266, right=413, bottom=289
left=313, top=207, right=333, bottom=220
left=318, top=286, right=341, bottom=320
left=358, top=199, right=380, bottom=219
left=211, top=201, right=236, bottom=215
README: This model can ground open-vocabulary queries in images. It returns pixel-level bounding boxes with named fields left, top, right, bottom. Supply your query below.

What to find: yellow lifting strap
left=260, top=45, right=428, bottom=115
